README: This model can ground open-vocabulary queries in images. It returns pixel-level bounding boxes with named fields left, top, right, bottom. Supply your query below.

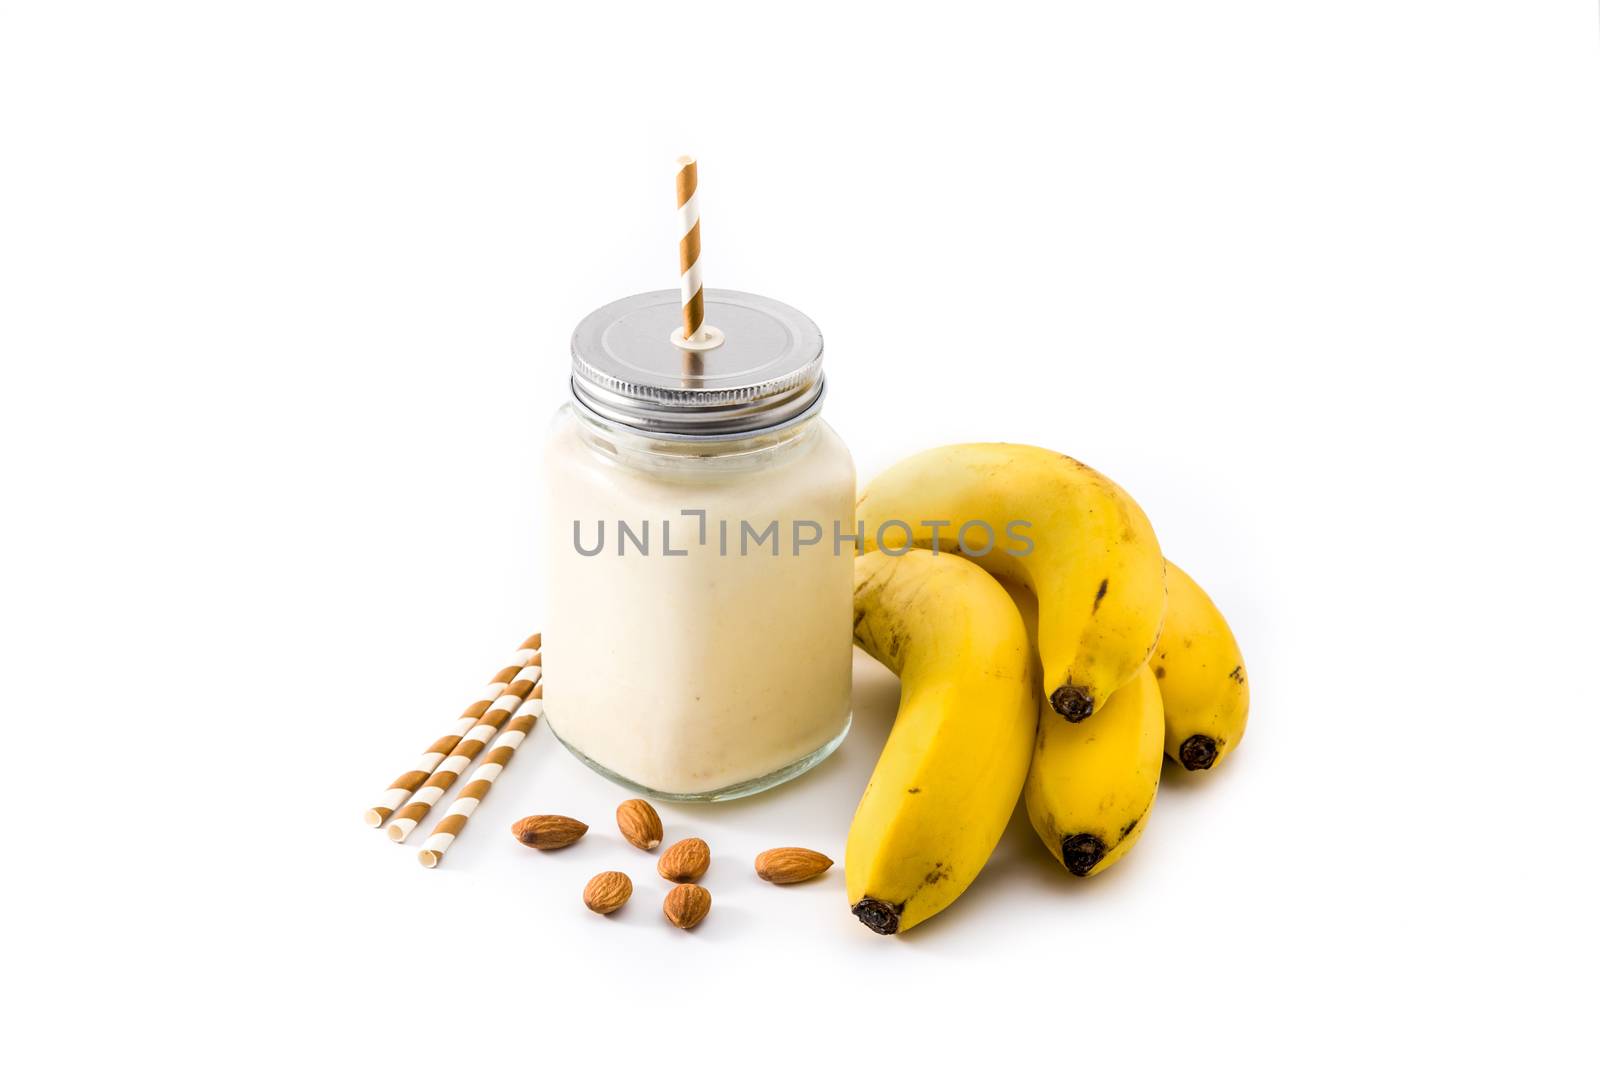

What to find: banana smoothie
left=543, top=290, right=855, bottom=799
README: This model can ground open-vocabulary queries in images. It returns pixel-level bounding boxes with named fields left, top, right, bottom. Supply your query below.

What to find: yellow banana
left=1003, top=580, right=1164, bottom=876
left=847, top=549, right=1037, bottom=935
left=856, top=443, right=1165, bottom=723
left=1025, top=662, right=1165, bottom=876
left=1153, top=561, right=1249, bottom=771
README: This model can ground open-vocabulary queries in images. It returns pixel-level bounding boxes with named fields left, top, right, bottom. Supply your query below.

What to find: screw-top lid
left=570, top=289, right=825, bottom=439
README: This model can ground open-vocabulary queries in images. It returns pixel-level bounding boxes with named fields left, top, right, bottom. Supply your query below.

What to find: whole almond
left=755, top=847, right=834, bottom=885
left=657, top=837, right=710, bottom=883
left=583, top=871, right=632, bottom=915
left=511, top=814, right=588, bottom=850
left=616, top=798, right=664, bottom=852
left=662, top=883, right=711, bottom=930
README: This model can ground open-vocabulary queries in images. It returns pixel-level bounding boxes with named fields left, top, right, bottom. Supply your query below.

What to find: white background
left=3, top=2, right=1598, bottom=1062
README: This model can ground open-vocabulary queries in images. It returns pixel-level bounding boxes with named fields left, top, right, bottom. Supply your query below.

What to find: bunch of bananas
left=845, top=444, right=1249, bottom=935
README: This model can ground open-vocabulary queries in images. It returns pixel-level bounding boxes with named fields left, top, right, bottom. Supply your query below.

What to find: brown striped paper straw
left=385, top=648, right=543, bottom=843
left=676, top=155, right=704, bottom=342
left=418, top=684, right=543, bottom=868
left=363, top=633, right=542, bottom=827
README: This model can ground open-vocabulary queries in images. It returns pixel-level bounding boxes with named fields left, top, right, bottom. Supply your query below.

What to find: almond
left=754, top=847, right=834, bottom=885
left=616, top=798, right=664, bottom=851
left=657, top=837, right=710, bottom=883
left=582, top=871, right=632, bottom=915
left=662, top=883, right=711, bottom=930
left=511, top=814, right=588, bottom=850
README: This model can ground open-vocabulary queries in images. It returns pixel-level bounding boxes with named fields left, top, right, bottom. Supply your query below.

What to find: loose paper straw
left=363, top=633, right=542, bottom=827
left=386, top=654, right=543, bottom=843
left=676, top=155, right=703, bottom=341
left=418, top=685, right=543, bottom=868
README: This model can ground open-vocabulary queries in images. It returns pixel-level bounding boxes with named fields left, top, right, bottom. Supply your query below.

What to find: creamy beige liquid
left=543, top=411, right=855, bottom=798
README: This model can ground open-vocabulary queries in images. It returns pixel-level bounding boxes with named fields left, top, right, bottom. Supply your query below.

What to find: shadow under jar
left=543, top=289, right=855, bottom=801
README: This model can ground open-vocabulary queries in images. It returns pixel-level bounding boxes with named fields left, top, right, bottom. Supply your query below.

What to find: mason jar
left=543, top=289, right=855, bottom=800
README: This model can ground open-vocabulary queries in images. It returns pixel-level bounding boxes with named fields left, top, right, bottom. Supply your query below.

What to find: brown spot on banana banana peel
left=1061, top=805, right=1150, bottom=877
left=1154, top=666, right=1165, bottom=679
left=852, top=898, right=903, bottom=935
left=1060, top=833, right=1108, bottom=876
left=1092, top=578, right=1108, bottom=612
left=1179, top=734, right=1219, bottom=770
left=1229, top=664, right=1245, bottom=683
left=1050, top=684, right=1094, bottom=722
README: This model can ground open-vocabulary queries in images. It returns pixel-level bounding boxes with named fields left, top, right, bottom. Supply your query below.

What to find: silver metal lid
left=570, top=288, right=825, bottom=439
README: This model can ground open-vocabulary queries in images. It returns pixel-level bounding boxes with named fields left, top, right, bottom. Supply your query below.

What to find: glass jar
left=543, top=289, right=855, bottom=800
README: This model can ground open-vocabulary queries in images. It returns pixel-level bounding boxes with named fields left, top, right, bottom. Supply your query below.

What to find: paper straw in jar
left=418, top=685, right=543, bottom=868
left=363, top=633, right=542, bottom=827
left=386, top=658, right=542, bottom=843
left=676, top=155, right=704, bottom=342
